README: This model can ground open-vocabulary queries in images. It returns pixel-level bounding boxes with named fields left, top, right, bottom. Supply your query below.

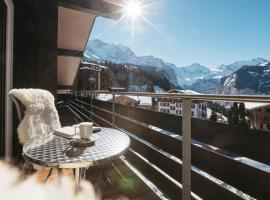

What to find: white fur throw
left=9, top=89, right=61, bottom=144
left=0, top=161, right=98, bottom=200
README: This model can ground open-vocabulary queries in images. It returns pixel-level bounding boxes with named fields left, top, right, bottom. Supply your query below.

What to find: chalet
left=245, top=102, right=270, bottom=131
left=157, top=89, right=207, bottom=118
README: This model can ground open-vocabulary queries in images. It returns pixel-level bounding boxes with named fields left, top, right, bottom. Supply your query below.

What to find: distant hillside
left=189, top=78, right=220, bottom=94
left=101, top=61, right=180, bottom=92
left=216, top=61, right=270, bottom=95
left=85, top=39, right=179, bottom=88
left=175, top=63, right=211, bottom=87
left=85, top=39, right=270, bottom=94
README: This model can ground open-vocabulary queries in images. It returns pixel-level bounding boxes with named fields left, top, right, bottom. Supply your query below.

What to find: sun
left=97, top=0, right=168, bottom=41
left=123, top=0, right=143, bottom=19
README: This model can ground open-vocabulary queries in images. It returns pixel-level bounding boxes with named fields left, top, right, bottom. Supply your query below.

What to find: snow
left=247, top=71, right=260, bottom=76
left=244, top=102, right=270, bottom=110
left=213, top=75, right=223, bottom=79
left=168, top=89, right=201, bottom=94
left=259, top=61, right=270, bottom=67
left=92, top=54, right=100, bottom=59
left=182, top=90, right=201, bottom=94
left=96, top=94, right=113, bottom=101
left=96, top=94, right=152, bottom=106
left=207, top=108, right=228, bottom=122
left=138, top=96, right=152, bottom=106
left=223, top=74, right=236, bottom=87
left=154, top=86, right=165, bottom=93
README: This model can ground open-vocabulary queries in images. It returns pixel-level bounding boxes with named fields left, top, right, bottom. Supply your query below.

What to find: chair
left=10, top=94, right=25, bottom=122
left=9, top=89, right=60, bottom=180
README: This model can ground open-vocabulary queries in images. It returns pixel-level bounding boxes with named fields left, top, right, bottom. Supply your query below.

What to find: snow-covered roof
left=96, top=94, right=113, bottom=101
left=119, top=95, right=152, bottom=106
left=168, top=89, right=201, bottom=94
left=96, top=94, right=152, bottom=106
left=138, top=96, right=152, bottom=106
left=81, top=61, right=108, bottom=69
left=245, top=102, right=270, bottom=110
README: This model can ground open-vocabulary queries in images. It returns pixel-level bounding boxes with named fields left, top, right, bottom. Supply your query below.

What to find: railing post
left=182, top=98, right=191, bottom=200
left=90, top=92, right=93, bottom=121
left=112, top=93, right=115, bottom=127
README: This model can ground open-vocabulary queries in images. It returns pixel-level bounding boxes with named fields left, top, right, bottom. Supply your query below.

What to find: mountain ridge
left=85, top=39, right=269, bottom=93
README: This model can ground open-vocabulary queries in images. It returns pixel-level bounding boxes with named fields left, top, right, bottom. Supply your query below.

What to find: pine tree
left=228, top=102, right=239, bottom=126
left=210, top=110, right=218, bottom=122
left=239, top=102, right=248, bottom=127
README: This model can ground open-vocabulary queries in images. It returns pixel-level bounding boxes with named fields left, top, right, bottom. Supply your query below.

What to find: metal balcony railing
left=58, top=89, right=270, bottom=200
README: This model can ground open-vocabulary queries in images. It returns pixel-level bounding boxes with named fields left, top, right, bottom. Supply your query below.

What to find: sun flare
left=96, top=0, right=168, bottom=41
left=123, top=0, right=143, bottom=18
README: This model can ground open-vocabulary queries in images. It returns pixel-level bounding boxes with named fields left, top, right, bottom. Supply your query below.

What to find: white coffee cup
left=75, top=122, right=93, bottom=140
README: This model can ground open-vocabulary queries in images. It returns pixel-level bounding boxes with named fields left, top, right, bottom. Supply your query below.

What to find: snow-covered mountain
left=189, top=58, right=269, bottom=93
left=175, top=58, right=268, bottom=88
left=189, top=78, right=220, bottom=94
left=210, top=58, right=268, bottom=79
left=216, top=61, right=270, bottom=95
left=85, top=39, right=179, bottom=87
left=175, top=63, right=211, bottom=87
left=85, top=39, right=270, bottom=94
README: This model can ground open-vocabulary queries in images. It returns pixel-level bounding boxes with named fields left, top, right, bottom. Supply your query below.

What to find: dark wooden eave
left=58, top=48, right=84, bottom=57
left=58, top=0, right=122, bottom=20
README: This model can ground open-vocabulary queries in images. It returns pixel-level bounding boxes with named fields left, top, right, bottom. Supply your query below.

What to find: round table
left=22, top=127, right=130, bottom=190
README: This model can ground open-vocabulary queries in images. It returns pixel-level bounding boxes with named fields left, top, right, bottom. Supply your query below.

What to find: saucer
left=70, top=138, right=96, bottom=148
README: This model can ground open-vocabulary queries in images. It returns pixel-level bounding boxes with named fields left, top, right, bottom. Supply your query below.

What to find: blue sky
left=89, top=0, right=270, bottom=68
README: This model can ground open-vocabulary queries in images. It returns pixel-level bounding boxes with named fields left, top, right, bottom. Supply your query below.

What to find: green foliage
left=208, top=102, right=229, bottom=117
left=210, top=110, right=218, bottom=122
left=228, top=102, right=248, bottom=127
left=101, top=61, right=174, bottom=91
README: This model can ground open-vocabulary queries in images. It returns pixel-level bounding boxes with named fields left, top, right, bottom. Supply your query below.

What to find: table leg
left=75, top=168, right=81, bottom=192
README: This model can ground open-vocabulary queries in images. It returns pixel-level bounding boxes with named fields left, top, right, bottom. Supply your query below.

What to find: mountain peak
left=85, top=39, right=179, bottom=86
left=251, top=57, right=268, bottom=63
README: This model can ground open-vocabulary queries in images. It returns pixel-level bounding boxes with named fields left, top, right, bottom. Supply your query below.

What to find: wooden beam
left=58, top=0, right=121, bottom=20
left=58, top=48, right=84, bottom=57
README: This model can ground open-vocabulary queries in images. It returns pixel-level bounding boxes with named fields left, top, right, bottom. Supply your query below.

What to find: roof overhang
left=58, top=0, right=122, bottom=20
left=57, top=0, right=122, bottom=89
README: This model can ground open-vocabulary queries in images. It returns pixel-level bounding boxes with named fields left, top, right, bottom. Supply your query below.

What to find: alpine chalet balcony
left=57, top=90, right=270, bottom=200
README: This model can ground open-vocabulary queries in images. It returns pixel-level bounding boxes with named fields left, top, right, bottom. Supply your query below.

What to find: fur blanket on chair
left=9, top=89, right=61, bottom=144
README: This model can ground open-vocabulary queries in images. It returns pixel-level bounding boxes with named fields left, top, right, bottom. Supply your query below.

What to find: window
left=170, top=106, right=175, bottom=110
left=176, top=110, right=182, bottom=115
left=192, top=111, right=194, bottom=116
left=192, top=104, right=195, bottom=109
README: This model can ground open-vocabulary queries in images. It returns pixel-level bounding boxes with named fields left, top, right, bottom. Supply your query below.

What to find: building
left=245, top=102, right=270, bottom=131
left=96, top=94, right=152, bottom=108
left=157, top=89, right=207, bottom=118
left=76, top=60, right=111, bottom=91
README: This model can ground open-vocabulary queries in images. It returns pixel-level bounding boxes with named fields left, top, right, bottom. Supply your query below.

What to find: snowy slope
left=85, top=39, right=179, bottom=87
left=216, top=61, right=270, bottom=94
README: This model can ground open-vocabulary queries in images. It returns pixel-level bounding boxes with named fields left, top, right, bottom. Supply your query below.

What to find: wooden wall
left=13, top=0, right=58, bottom=95
left=0, top=0, right=6, bottom=157
left=12, top=0, right=58, bottom=159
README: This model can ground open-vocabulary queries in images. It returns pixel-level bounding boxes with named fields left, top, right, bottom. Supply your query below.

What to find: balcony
left=57, top=90, right=270, bottom=200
